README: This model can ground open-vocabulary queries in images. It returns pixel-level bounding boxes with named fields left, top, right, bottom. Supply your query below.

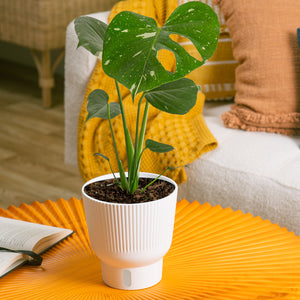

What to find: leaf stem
left=115, top=80, right=134, bottom=169
left=107, top=103, right=128, bottom=190
left=139, top=165, right=186, bottom=194
left=129, top=98, right=149, bottom=192
left=137, top=100, right=150, bottom=156
left=127, top=93, right=145, bottom=192
left=139, top=166, right=171, bottom=194
left=134, top=94, right=146, bottom=153
left=93, top=153, right=123, bottom=190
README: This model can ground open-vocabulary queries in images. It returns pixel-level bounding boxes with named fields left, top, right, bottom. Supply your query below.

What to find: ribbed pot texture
left=82, top=172, right=178, bottom=290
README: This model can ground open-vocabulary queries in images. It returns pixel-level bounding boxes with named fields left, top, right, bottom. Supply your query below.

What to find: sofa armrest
left=64, top=11, right=110, bottom=166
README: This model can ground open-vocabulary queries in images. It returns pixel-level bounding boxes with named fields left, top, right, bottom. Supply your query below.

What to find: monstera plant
left=75, top=1, right=220, bottom=290
left=75, top=1, right=220, bottom=195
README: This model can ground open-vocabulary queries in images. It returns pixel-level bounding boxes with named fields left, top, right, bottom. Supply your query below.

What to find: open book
left=0, top=217, right=73, bottom=278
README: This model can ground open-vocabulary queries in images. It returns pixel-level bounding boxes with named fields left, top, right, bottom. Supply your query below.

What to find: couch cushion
left=179, top=102, right=300, bottom=235
left=215, top=0, right=300, bottom=135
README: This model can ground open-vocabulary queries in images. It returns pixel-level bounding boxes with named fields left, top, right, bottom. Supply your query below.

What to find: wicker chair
left=0, top=0, right=118, bottom=107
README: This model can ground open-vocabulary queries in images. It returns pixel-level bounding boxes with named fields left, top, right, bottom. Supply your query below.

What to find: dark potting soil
left=84, top=178, right=175, bottom=204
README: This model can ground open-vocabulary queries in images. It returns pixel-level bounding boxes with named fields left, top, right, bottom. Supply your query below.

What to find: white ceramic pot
left=82, top=172, right=178, bottom=290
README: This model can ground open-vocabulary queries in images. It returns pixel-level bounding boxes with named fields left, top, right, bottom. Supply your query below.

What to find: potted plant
left=75, top=1, right=219, bottom=290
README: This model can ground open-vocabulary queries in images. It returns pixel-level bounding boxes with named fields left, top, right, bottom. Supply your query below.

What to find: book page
left=0, top=217, right=72, bottom=252
left=0, top=252, right=24, bottom=277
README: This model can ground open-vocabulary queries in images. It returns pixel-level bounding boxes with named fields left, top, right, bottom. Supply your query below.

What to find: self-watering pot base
left=101, top=259, right=163, bottom=290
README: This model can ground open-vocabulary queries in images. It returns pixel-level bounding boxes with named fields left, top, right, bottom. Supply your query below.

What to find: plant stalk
left=115, top=81, right=134, bottom=181
left=129, top=99, right=150, bottom=192
left=139, top=166, right=170, bottom=194
left=107, top=103, right=128, bottom=190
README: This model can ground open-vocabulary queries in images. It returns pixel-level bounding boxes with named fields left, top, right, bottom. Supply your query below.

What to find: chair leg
left=40, top=50, right=54, bottom=108
left=30, top=49, right=65, bottom=108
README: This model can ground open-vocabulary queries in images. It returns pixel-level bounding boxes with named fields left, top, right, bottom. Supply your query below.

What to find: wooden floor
left=0, top=60, right=83, bottom=209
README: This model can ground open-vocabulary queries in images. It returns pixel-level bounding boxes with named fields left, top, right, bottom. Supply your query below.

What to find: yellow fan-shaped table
left=0, top=198, right=300, bottom=299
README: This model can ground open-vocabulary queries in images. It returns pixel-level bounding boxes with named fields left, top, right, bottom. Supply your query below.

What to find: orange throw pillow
left=215, top=0, right=300, bottom=135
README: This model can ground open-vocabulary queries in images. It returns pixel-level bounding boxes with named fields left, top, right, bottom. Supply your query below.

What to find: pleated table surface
left=0, top=198, right=300, bottom=299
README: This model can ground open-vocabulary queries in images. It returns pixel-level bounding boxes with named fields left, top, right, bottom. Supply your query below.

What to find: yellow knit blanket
left=77, top=0, right=218, bottom=184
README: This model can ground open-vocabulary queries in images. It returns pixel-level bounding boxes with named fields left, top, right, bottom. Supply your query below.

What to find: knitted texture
left=77, top=0, right=218, bottom=184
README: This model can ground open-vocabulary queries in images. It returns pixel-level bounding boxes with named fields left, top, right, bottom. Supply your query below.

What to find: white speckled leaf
left=102, top=2, right=219, bottom=98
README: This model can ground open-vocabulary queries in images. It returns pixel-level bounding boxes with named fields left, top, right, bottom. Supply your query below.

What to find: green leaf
left=102, top=1, right=219, bottom=97
left=163, top=1, right=220, bottom=62
left=86, top=89, right=121, bottom=122
left=145, top=78, right=198, bottom=115
left=74, top=16, right=108, bottom=57
left=145, top=139, right=174, bottom=153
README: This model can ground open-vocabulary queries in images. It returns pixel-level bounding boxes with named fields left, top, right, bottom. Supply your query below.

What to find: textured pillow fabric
left=215, top=0, right=300, bottom=135
left=178, top=0, right=238, bottom=101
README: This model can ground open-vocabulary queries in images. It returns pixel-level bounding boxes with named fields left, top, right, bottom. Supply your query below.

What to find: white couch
left=64, top=11, right=300, bottom=235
